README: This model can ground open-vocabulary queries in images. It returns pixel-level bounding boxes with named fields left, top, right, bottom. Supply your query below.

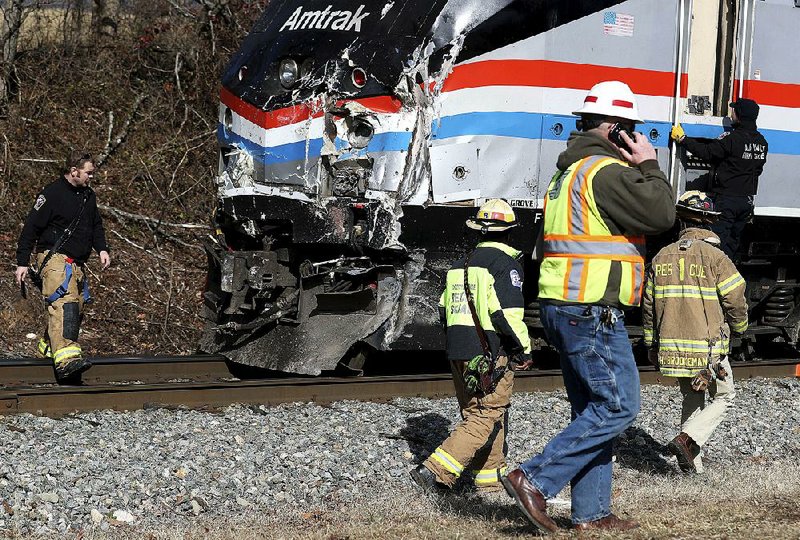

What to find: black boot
left=410, top=466, right=448, bottom=493
left=54, top=357, right=92, bottom=382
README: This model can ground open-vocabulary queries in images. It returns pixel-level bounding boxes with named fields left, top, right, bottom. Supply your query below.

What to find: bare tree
left=93, top=0, right=120, bottom=38
left=0, top=0, right=24, bottom=111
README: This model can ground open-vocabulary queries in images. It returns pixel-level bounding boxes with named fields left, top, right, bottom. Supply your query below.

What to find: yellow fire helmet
left=466, top=199, right=518, bottom=232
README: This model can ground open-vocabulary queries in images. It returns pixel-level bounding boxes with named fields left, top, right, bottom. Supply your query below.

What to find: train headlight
left=351, top=67, right=367, bottom=88
left=347, top=117, right=374, bottom=149
left=279, top=58, right=299, bottom=88
left=223, top=107, right=233, bottom=132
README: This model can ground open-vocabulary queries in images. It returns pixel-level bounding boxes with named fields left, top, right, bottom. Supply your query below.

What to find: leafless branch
left=105, top=110, right=114, bottom=150
left=166, top=0, right=198, bottom=19
left=92, top=316, right=200, bottom=332
left=163, top=258, right=174, bottom=334
left=110, top=230, right=168, bottom=260
left=96, top=93, right=147, bottom=168
left=2, top=133, right=10, bottom=189
left=0, top=0, right=24, bottom=109
left=99, top=204, right=211, bottom=230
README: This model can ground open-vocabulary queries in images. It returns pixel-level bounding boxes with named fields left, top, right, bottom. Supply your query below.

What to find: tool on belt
left=462, top=254, right=506, bottom=397
left=29, top=191, right=89, bottom=293
left=691, top=337, right=728, bottom=392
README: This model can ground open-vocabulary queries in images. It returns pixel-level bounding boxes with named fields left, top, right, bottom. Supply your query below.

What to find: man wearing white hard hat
left=411, top=199, right=533, bottom=495
left=502, top=81, right=675, bottom=532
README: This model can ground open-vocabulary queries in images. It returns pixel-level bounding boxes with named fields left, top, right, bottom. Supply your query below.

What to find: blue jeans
left=519, top=303, right=640, bottom=524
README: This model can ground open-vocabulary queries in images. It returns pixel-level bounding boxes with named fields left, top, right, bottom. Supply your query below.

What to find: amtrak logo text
left=280, top=5, right=371, bottom=32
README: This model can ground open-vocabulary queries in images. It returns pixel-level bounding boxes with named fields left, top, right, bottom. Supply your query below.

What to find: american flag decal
left=603, top=11, right=635, bottom=37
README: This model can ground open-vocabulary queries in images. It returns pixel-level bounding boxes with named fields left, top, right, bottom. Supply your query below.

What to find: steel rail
left=0, top=359, right=796, bottom=416
left=0, top=354, right=232, bottom=386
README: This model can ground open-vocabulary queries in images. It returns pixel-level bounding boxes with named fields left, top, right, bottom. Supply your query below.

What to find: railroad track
left=0, top=356, right=796, bottom=415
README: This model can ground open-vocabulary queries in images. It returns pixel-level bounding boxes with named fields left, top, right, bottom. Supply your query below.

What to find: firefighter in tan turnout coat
left=642, top=191, right=748, bottom=473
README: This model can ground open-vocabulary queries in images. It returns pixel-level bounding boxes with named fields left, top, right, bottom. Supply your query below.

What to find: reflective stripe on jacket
left=439, top=241, right=531, bottom=361
left=538, top=156, right=646, bottom=306
left=641, top=228, right=749, bottom=377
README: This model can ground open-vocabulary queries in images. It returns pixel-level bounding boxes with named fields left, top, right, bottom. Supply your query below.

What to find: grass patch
left=3, top=460, right=797, bottom=539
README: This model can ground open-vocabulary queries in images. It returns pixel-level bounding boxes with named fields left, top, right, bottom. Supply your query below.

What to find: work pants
left=710, top=194, right=754, bottom=259
left=38, top=252, right=85, bottom=365
left=519, top=303, right=640, bottom=525
left=677, top=356, right=735, bottom=471
left=424, top=355, right=513, bottom=491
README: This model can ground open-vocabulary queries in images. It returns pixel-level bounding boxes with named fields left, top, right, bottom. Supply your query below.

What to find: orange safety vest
left=538, top=155, right=646, bottom=306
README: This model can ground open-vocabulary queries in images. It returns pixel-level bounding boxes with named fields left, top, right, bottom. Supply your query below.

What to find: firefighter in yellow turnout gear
left=410, top=199, right=533, bottom=493
left=642, top=191, right=748, bottom=473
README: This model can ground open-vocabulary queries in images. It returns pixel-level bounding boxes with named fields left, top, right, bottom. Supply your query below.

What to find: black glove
left=510, top=353, right=534, bottom=371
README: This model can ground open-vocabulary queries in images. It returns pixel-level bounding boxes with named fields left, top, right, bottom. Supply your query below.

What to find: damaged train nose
left=346, top=116, right=375, bottom=149
left=200, top=0, right=553, bottom=375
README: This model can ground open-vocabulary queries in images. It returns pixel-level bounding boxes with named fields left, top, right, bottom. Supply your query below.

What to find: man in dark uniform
left=671, top=99, right=768, bottom=258
left=15, top=152, right=111, bottom=381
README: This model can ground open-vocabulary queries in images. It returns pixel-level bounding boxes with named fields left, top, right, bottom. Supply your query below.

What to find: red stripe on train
left=734, top=79, right=800, bottom=109
left=220, top=87, right=323, bottom=129
left=441, top=59, right=688, bottom=97
left=221, top=59, right=690, bottom=130
left=219, top=87, right=402, bottom=130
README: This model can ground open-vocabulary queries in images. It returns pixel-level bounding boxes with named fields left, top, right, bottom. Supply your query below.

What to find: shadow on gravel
left=436, top=495, right=572, bottom=535
left=616, top=426, right=675, bottom=475
left=399, top=413, right=452, bottom=464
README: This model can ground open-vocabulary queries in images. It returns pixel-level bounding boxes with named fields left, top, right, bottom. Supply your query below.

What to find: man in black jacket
left=15, top=152, right=111, bottom=381
left=671, top=99, right=768, bottom=258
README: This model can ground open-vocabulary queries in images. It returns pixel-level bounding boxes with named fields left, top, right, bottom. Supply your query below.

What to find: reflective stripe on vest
left=539, top=156, right=646, bottom=306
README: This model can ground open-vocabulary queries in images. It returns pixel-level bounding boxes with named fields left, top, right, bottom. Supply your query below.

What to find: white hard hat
left=466, top=199, right=518, bottom=232
left=572, top=81, right=644, bottom=123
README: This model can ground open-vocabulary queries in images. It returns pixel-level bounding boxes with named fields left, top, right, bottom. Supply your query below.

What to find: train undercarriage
left=200, top=194, right=800, bottom=375
left=199, top=197, right=450, bottom=375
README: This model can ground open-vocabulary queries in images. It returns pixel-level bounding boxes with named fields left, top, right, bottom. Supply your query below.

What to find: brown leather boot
left=501, top=469, right=559, bottom=533
left=667, top=432, right=700, bottom=472
left=574, top=513, right=639, bottom=531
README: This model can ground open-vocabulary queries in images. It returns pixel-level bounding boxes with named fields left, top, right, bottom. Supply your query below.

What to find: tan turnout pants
left=677, top=356, right=735, bottom=471
left=423, top=355, right=513, bottom=490
left=38, top=252, right=85, bottom=365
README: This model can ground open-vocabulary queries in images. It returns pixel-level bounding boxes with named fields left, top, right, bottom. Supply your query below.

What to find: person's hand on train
left=670, top=123, right=686, bottom=143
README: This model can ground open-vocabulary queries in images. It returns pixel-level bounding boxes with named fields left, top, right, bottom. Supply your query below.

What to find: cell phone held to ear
left=609, top=123, right=635, bottom=152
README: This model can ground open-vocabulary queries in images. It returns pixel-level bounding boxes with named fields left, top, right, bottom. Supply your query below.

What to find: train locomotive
left=200, top=0, right=800, bottom=374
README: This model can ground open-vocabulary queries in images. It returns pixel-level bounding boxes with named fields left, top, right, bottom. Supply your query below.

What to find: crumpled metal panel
left=201, top=265, right=410, bottom=376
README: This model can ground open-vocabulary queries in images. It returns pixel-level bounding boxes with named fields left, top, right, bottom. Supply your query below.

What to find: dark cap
left=730, top=98, right=759, bottom=121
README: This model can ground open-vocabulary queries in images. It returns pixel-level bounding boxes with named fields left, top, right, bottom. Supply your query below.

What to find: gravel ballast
left=0, top=377, right=798, bottom=536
